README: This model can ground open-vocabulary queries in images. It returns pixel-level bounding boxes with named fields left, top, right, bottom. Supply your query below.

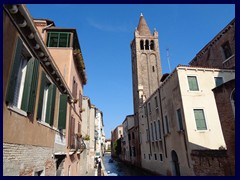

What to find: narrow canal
left=103, top=152, right=155, bottom=176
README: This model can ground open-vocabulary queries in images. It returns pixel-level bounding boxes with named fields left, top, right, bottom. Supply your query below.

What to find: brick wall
left=189, top=19, right=235, bottom=69
left=191, top=150, right=230, bottom=176
left=3, top=143, right=56, bottom=176
left=213, top=80, right=235, bottom=175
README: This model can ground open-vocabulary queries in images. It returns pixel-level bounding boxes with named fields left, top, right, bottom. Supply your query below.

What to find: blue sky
left=27, top=4, right=235, bottom=139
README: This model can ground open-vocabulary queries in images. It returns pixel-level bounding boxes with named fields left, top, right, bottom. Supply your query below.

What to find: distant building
left=111, top=125, right=123, bottom=158
left=121, top=115, right=135, bottom=164
left=105, top=139, right=111, bottom=152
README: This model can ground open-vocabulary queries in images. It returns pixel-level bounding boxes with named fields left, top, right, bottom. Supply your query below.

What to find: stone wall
left=3, top=143, right=56, bottom=176
left=191, top=150, right=230, bottom=176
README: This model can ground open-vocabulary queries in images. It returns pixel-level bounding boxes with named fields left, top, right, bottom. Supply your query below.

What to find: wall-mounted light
left=28, top=32, right=34, bottom=39
left=9, top=5, right=18, bottom=14
left=34, top=44, right=40, bottom=50
left=45, top=62, right=50, bottom=66
left=38, top=52, right=45, bottom=57
left=18, top=20, right=27, bottom=28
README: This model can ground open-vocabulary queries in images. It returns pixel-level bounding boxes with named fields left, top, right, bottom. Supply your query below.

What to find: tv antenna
left=166, top=48, right=171, bottom=72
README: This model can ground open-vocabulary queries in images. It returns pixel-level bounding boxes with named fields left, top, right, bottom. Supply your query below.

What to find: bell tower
left=131, top=13, right=163, bottom=114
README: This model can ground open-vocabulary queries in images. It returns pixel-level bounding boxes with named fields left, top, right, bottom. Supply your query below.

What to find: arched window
left=140, top=40, right=144, bottom=50
left=145, top=40, right=149, bottom=50
left=150, top=40, right=155, bottom=50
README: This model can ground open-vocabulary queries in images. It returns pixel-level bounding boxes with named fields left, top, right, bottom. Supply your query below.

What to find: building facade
left=139, top=66, right=235, bottom=176
left=111, top=125, right=123, bottom=158
left=3, top=4, right=77, bottom=176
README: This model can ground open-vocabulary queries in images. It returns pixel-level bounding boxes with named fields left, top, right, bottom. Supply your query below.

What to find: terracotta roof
left=137, top=13, right=152, bottom=36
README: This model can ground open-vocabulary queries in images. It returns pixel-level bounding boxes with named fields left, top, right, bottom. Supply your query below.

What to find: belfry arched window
left=150, top=40, right=155, bottom=50
left=140, top=40, right=144, bottom=50
left=145, top=40, right=149, bottom=50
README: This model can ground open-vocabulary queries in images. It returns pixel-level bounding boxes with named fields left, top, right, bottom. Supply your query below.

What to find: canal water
left=103, top=152, right=155, bottom=176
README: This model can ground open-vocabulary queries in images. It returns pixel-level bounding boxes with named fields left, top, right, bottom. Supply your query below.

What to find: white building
left=139, top=65, right=235, bottom=176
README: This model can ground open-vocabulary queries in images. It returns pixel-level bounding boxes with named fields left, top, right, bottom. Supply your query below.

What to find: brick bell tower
left=131, top=13, right=163, bottom=115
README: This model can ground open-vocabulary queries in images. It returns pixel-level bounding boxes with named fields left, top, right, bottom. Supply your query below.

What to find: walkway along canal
left=103, top=152, right=157, bottom=176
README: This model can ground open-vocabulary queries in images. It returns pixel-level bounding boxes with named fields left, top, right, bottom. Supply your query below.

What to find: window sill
left=37, top=120, right=59, bottom=132
left=7, top=106, right=27, bottom=117
left=194, top=129, right=209, bottom=132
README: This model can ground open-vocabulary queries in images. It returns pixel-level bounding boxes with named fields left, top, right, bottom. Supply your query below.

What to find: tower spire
left=137, top=14, right=151, bottom=36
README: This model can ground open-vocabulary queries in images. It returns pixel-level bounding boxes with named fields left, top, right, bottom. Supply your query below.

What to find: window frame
left=193, top=108, right=208, bottom=131
left=187, top=75, right=199, bottom=91
left=214, top=76, right=224, bottom=87
left=176, top=108, right=184, bottom=131
left=47, top=31, right=71, bottom=48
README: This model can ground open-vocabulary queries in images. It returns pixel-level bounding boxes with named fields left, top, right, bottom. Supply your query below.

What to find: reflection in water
left=103, top=152, right=155, bottom=176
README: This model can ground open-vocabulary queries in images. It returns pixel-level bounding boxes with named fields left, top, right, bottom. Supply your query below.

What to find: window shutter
left=6, top=37, right=23, bottom=104
left=45, top=84, right=56, bottom=126
left=21, top=58, right=39, bottom=113
left=58, top=94, right=68, bottom=129
left=37, top=72, right=46, bottom=120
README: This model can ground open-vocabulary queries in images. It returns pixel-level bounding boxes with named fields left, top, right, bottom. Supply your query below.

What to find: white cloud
left=87, top=18, right=129, bottom=33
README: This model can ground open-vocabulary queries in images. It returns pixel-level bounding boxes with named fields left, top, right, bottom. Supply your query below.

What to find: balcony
left=69, top=133, right=86, bottom=154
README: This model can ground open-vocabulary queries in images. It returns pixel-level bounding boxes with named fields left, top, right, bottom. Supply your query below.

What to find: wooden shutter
left=69, top=117, right=75, bottom=149
left=79, top=91, right=82, bottom=110
left=21, top=58, right=39, bottom=113
left=6, top=37, right=23, bottom=104
left=37, top=71, right=46, bottom=120
left=45, top=84, right=56, bottom=126
left=58, top=94, right=68, bottom=129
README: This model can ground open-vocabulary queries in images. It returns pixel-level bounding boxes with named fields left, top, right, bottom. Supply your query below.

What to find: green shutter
left=58, top=94, right=68, bottom=129
left=45, top=84, right=56, bottom=126
left=6, top=37, right=23, bottom=104
left=21, top=58, right=39, bottom=113
left=37, top=71, right=46, bottom=120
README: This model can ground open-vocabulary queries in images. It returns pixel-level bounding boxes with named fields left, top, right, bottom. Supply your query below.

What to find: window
left=158, top=120, right=162, bottom=140
left=159, top=154, right=163, bottom=161
left=132, top=132, right=135, bottom=139
left=149, top=154, right=151, bottom=160
left=6, top=37, right=39, bottom=114
left=164, top=116, right=170, bottom=134
left=58, top=94, right=68, bottom=129
left=154, top=121, right=158, bottom=140
left=154, top=153, right=157, bottom=160
left=152, top=66, right=155, bottom=72
left=194, top=109, right=207, bottom=130
left=214, top=77, right=223, bottom=87
left=140, top=40, right=144, bottom=50
left=72, top=76, right=78, bottom=99
left=148, top=103, right=151, bottom=114
left=150, top=40, right=155, bottom=50
left=151, top=123, right=154, bottom=141
left=187, top=76, right=199, bottom=91
left=47, top=32, right=70, bottom=47
left=155, top=96, right=158, bottom=109
left=132, top=147, right=136, bottom=157
left=176, top=109, right=184, bottom=131
left=37, top=72, right=56, bottom=126
left=221, top=41, right=232, bottom=60
left=145, top=40, right=149, bottom=50
left=69, top=117, right=76, bottom=149
left=128, top=133, right=131, bottom=141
